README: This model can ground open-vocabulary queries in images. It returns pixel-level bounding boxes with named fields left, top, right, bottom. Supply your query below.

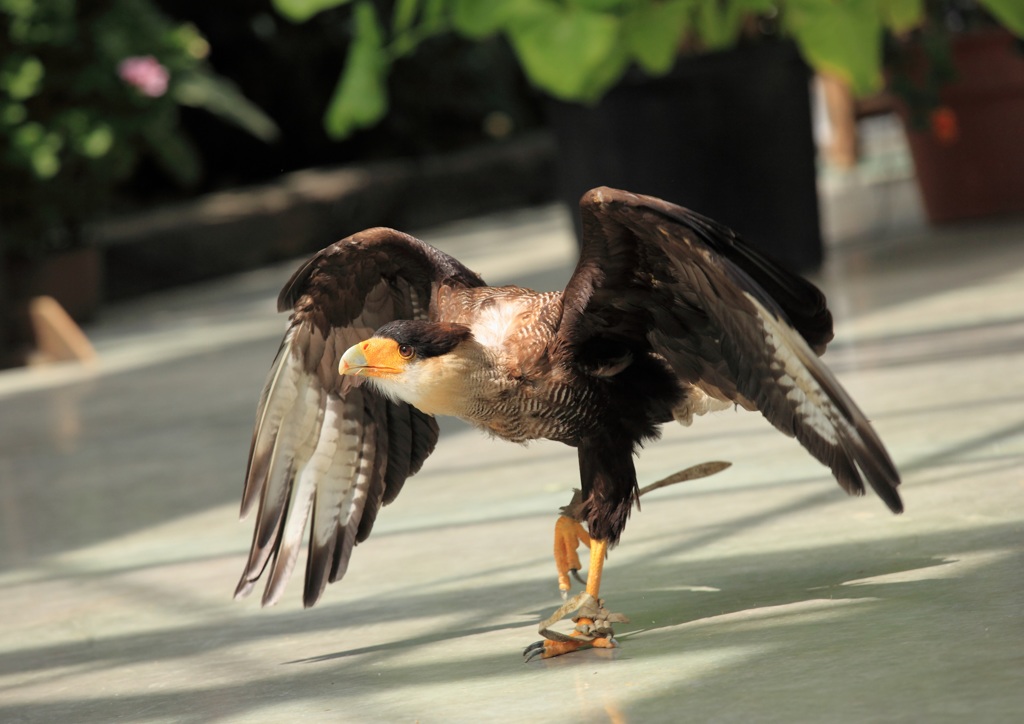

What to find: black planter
left=547, top=40, right=822, bottom=273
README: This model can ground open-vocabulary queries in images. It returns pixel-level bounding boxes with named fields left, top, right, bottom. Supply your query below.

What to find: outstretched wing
left=236, top=228, right=486, bottom=607
left=556, top=187, right=901, bottom=513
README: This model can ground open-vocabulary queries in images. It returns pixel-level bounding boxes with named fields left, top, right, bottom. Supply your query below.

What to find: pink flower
left=117, top=55, right=170, bottom=98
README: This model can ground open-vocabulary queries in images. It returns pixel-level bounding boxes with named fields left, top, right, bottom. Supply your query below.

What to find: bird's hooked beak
left=339, top=338, right=405, bottom=378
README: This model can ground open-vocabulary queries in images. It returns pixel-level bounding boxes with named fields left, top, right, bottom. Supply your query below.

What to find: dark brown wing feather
left=557, top=187, right=901, bottom=513
left=236, top=228, right=485, bottom=608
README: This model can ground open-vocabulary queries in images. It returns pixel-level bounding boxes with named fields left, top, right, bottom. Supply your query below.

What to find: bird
left=234, top=186, right=902, bottom=660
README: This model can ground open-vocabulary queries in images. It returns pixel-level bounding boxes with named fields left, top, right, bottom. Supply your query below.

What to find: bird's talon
left=523, top=632, right=620, bottom=661
left=570, top=568, right=586, bottom=585
left=531, top=583, right=627, bottom=659
left=523, top=640, right=546, bottom=662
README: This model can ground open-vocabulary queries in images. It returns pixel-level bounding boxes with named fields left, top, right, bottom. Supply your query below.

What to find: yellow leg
left=553, top=515, right=591, bottom=595
left=528, top=463, right=734, bottom=661
left=526, top=538, right=622, bottom=661
left=585, top=537, right=607, bottom=599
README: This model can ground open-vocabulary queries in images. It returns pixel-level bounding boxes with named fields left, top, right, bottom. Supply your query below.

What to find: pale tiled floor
left=2, top=197, right=1023, bottom=723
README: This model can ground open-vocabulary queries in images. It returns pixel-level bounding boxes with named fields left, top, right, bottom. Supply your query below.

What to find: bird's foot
left=523, top=591, right=629, bottom=662
left=523, top=631, right=619, bottom=661
left=553, top=514, right=591, bottom=598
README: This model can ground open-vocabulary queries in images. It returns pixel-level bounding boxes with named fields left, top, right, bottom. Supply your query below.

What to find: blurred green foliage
left=274, top=0, right=1024, bottom=142
left=889, top=0, right=1024, bottom=129
left=271, top=0, right=933, bottom=141
left=0, top=0, right=277, bottom=254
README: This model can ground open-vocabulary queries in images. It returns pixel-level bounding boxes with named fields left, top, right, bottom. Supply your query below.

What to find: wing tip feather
left=840, top=431, right=904, bottom=515
left=233, top=576, right=256, bottom=601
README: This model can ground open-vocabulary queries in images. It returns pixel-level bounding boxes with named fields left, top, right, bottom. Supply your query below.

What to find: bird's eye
left=397, top=344, right=414, bottom=359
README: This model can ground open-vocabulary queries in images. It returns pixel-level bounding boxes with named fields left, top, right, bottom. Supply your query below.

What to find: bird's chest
left=461, top=374, right=597, bottom=445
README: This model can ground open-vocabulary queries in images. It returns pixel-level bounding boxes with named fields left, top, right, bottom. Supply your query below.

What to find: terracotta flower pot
left=902, top=29, right=1024, bottom=223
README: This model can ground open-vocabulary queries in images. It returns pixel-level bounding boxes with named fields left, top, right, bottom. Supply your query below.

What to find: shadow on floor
left=2, top=517, right=1020, bottom=722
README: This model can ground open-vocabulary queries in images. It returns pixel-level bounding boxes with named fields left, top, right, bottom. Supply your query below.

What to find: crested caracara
left=235, top=187, right=902, bottom=660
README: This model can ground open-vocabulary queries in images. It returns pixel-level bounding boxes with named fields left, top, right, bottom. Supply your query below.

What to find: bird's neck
left=400, top=341, right=506, bottom=420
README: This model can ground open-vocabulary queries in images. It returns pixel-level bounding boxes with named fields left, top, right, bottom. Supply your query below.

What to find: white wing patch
left=260, top=384, right=325, bottom=602
left=746, top=293, right=842, bottom=446
left=238, top=328, right=377, bottom=605
left=238, top=331, right=325, bottom=601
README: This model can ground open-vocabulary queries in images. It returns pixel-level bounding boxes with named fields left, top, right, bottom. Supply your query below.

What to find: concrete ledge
left=96, top=132, right=556, bottom=299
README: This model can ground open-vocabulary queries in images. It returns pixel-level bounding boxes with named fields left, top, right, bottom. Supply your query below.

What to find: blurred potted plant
left=268, top=0, right=936, bottom=271
left=273, top=1, right=1023, bottom=258
left=0, top=0, right=278, bottom=365
left=271, top=0, right=929, bottom=137
left=888, top=0, right=1024, bottom=222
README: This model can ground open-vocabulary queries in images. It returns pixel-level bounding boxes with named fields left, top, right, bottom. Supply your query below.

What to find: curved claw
left=523, top=640, right=547, bottom=663
left=560, top=568, right=588, bottom=600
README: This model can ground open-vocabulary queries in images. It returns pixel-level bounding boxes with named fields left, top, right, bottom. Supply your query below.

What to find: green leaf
left=78, top=124, right=115, bottom=159
left=880, top=0, right=924, bottom=33
left=979, top=0, right=1024, bottom=36
left=173, top=72, right=280, bottom=143
left=451, top=0, right=515, bottom=38
left=622, top=0, right=694, bottom=75
left=3, top=55, right=45, bottom=101
left=389, top=0, right=451, bottom=58
left=733, top=0, right=779, bottom=12
left=0, top=0, right=36, bottom=21
left=12, top=120, right=44, bottom=149
left=420, top=0, right=448, bottom=32
left=694, top=0, right=746, bottom=50
left=13, top=123, right=64, bottom=179
left=392, top=0, right=420, bottom=34
left=571, top=0, right=630, bottom=11
left=30, top=145, right=61, bottom=179
left=324, top=1, right=389, bottom=138
left=506, top=3, right=624, bottom=101
left=272, top=0, right=354, bottom=24
left=784, top=0, right=884, bottom=95
left=581, top=43, right=630, bottom=100
left=1, top=102, right=27, bottom=125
